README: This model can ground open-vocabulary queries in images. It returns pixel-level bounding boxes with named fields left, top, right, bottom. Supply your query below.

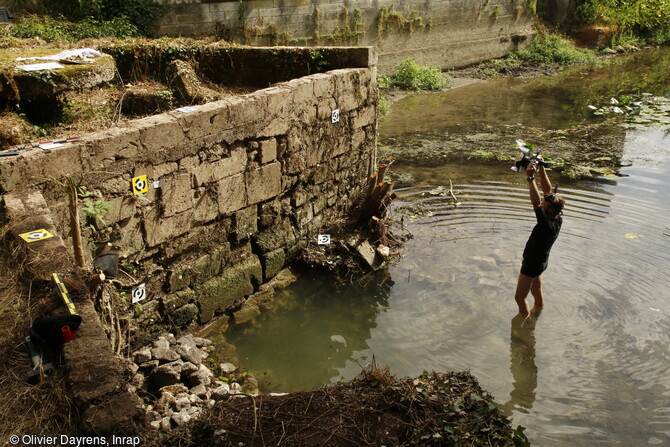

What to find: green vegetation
left=573, top=0, right=670, bottom=45
left=475, top=31, right=597, bottom=78
left=475, top=58, right=523, bottom=78
left=1, top=0, right=164, bottom=38
left=377, top=5, right=427, bottom=38
left=376, top=60, right=450, bottom=117
left=391, top=58, right=451, bottom=91
left=378, top=91, right=390, bottom=117
left=512, top=32, right=597, bottom=65
left=0, top=15, right=140, bottom=41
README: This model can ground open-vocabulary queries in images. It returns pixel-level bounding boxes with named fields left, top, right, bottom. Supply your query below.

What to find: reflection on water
left=224, top=49, right=670, bottom=446
left=500, top=313, right=539, bottom=417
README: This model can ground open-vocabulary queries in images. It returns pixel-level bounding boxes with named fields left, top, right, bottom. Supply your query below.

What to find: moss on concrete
left=195, top=255, right=262, bottom=323
left=262, top=248, right=286, bottom=281
left=170, top=303, right=199, bottom=327
left=254, top=218, right=296, bottom=253
left=8, top=55, right=116, bottom=99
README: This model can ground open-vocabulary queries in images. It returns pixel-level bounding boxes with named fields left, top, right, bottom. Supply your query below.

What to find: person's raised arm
left=526, top=164, right=541, bottom=209
left=538, top=163, right=552, bottom=195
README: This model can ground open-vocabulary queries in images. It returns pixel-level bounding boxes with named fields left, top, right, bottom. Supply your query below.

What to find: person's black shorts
left=520, top=260, right=547, bottom=278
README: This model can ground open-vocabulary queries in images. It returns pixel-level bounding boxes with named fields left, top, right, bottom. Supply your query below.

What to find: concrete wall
left=157, top=0, right=536, bottom=74
left=0, top=46, right=378, bottom=334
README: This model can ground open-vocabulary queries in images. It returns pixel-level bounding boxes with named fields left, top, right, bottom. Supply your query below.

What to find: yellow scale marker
left=52, top=273, right=78, bottom=316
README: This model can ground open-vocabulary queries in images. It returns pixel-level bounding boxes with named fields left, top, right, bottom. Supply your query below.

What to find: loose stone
left=130, top=332, right=248, bottom=431
left=133, top=347, right=152, bottom=364
left=219, top=362, right=237, bottom=374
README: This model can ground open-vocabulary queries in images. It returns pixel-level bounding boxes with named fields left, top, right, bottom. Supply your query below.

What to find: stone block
left=258, top=199, right=280, bottom=228
left=143, top=206, right=193, bottom=247
left=284, top=132, right=308, bottom=174
left=312, top=196, right=328, bottom=215
left=317, top=97, right=338, bottom=120
left=79, top=390, right=143, bottom=436
left=82, top=126, right=141, bottom=169
left=95, top=174, right=132, bottom=195
left=307, top=140, right=328, bottom=167
left=227, top=93, right=267, bottom=126
left=352, top=105, right=376, bottom=129
left=195, top=254, right=262, bottom=323
left=246, top=162, right=282, bottom=205
left=259, top=138, right=277, bottom=164
left=254, top=217, right=296, bottom=253
left=193, top=146, right=246, bottom=186
left=169, top=265, right=193, bottom=292
left=295, top=204, right=314, bottom=228
left=196, top=314, right=230, bottom=341
left=161, top=172, right=194, bottom=217
left=134, top=114, right=187, bottom=155
left=168, top=243, right=231, bottom=292
left=287, top=77, right=314, bottom=107
left=262, top=248, right=285, bottom=281
left=313, top=162, right=330, bottom=184
left=171, top=103, right=222, bottom=141
left=151, top=360, right=184, bottom=388
left=192, top=188, right=219, bottom=224
left=112, top=214, right=144, bottom=254
left=163, top=289, right=196, bottom=313
left=216, top=173, right=247, bottom=215
left=258, top=116, right=290, bottom=138
left=233, top=304, right=261, bottom=325
left=333, top=70, right=361, bottom=112
left=153, top=161, right=180, bottom=180
left=311, top=73, right=335, bottom=98
left=180, top=154, right=200, bottom=174
left=235, top=205, right=258, bottom=240
left=349, top=128, right=366, bottom=153
left=264, top=85, right=292, bottom=116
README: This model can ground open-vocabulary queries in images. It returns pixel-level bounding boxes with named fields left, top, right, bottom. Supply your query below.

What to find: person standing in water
left=515, top=160, right=565, bottom=316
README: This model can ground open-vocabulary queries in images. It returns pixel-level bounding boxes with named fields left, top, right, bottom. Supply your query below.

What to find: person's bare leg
left=514, top=273, right=534, bottom=315
left=530, top=274, right=545, bottom=311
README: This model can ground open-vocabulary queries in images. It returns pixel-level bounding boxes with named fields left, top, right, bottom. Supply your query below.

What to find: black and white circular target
left=131, top=283, right=147, bottom=303
left=19, top=228, right=54, bottom=243
left=132, top=175, right=149, bottom=195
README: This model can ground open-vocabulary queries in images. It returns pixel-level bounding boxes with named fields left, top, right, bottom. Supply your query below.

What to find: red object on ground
left=61, top=325, right=75, bottom=342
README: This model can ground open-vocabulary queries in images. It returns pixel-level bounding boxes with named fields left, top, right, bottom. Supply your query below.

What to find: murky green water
left=226, top=48, right=670, bottom=446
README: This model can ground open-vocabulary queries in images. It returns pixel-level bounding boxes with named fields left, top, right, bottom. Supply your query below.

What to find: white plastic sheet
left=16, top=48, right=102, bottom=62
left=16, top=62, right=64, bottom=72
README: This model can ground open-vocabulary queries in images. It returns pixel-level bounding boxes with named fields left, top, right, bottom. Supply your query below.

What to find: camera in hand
left=511, top=139, right=549, bottom=173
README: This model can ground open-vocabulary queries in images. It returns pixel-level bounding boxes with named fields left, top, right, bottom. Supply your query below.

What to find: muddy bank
left=378, top=120, right=628, bottom=180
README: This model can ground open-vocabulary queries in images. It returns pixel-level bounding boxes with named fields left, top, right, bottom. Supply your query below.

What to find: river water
left=226, top=48, right=670, bottom=446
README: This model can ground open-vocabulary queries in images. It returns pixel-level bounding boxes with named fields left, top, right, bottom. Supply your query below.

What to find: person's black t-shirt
left=523, top=207, right=562, bottom=268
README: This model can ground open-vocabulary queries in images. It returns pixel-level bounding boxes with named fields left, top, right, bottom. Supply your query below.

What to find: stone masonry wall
left=157, top=0, right=536, bottom=74
left=0, top=47, right=378, bottom=336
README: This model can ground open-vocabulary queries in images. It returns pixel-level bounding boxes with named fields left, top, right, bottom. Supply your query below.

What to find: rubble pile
left=128, top=333, right=253, bottom=430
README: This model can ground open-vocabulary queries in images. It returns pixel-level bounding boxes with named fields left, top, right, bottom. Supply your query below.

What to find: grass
left=392, top=58, right=451, bottom=91
left=511, top=33, right=597, bottom=65
left=0, top=15, right=139, bottom=42
left=378, top=91, right=390, bottom=117
left=474, top=31, right=598, bottom=78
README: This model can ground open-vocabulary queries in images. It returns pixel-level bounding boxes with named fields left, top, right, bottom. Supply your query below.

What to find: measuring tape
left=52, top=273, right=78, bottom=316
left=0, top=137, right=80, bottom=157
